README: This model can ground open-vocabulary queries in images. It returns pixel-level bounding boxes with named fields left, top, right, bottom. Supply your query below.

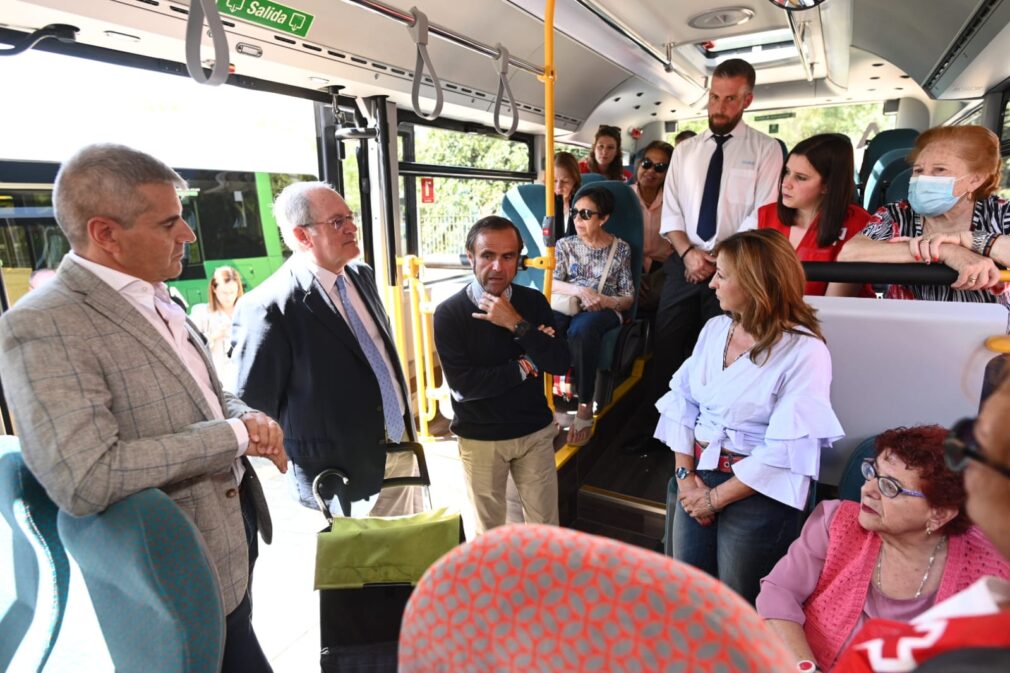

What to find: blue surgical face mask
left=908, top=175, right=967, bottom=217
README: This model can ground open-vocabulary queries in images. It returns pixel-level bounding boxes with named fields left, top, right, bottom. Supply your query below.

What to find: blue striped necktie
left=335, top=275, right=405, bottom=442
left=696, top=134, right=732, bottom=242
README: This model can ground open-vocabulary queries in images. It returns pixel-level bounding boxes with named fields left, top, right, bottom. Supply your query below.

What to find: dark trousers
left=671, top=470, right=802, bottom=605
left=221, top=475, right=273, bottom=673
left=553, top=309, right=621, bottom=403
left=623, top=253, right=723, bottom=443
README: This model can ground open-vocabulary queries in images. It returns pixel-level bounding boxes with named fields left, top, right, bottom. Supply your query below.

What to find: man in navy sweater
left=434, top=216, right=570, bottom=534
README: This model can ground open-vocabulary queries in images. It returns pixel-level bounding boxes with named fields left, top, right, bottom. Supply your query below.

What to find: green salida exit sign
left=218, top=0, right=315, bottom=38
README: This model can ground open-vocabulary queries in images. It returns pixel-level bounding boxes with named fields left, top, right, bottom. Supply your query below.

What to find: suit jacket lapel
left=291, top=262, right=369, bottom=366
left=63, top=259, right=218, bottom=421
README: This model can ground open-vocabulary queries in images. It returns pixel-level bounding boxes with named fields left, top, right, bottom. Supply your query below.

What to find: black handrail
left=803, top=262, right=959, bottom=285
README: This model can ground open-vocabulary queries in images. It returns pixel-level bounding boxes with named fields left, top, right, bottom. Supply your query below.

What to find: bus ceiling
left=2, top=0, right=1010, bottom=138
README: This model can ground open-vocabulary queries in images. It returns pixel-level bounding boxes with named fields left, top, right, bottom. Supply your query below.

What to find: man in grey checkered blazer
left=0, top=144, right=286, bottom=673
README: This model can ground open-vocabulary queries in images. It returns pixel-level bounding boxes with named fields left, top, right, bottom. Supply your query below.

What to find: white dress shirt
left=659, top=120, right=783, bottom=250
left=68, top=252, right=249, bottom=481
left=653, top=315, right=843, bottom=509
left=302, top=257, right=406, bottom=416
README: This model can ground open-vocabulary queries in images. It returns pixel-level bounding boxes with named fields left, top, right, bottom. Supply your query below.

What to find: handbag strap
left=596, top=238, right=619, bottom=293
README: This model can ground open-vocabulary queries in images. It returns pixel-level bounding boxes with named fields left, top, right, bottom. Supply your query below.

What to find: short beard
left=709, top=111, right=742, bottom=136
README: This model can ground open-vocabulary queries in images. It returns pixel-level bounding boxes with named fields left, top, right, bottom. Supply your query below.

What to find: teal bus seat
left=838, top=435, right=877, bottom=502
left=0, top=436, right=69, bottom=673
left=57, top=488, right=226, bottom=673
left=857, top=128, right=918, bottom=202
left=580, top=172, right=606, bottom=185
left=883, top=167, right=913, bottom=208
left=500, top=183, right=548, bottom=291
left=863, top=148, right=911, bottom=213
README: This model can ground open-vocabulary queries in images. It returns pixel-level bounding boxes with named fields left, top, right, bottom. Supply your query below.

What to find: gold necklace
left=875, top=536, right=947, bottom=599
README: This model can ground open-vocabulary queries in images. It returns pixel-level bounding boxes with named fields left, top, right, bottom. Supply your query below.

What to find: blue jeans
left=553, top=309, right=620, bottom=403
left=671, top=470, right=802, bottom=605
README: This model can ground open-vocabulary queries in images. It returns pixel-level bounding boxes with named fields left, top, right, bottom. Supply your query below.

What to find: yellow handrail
left=398, top=254, right=441, bottom=438
left=540, top=0, right=557, bottom=410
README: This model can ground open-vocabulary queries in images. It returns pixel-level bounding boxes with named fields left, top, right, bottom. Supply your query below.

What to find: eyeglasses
left=573, top=208, right=601, bottom=221
left=302, top=212, right=357, bottom=231
left=944, top=417, right=1010, bottom=479
left=640, top=158, right=669, bottom=173
left=861, top=459, right=926, bottom=499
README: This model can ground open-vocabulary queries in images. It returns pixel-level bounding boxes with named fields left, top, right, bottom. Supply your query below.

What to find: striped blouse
left=860, top=195, right=1010, bottom=308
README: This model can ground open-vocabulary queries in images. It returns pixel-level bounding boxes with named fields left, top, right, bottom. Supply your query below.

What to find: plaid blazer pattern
left=0, top=257, right=268, bottom=613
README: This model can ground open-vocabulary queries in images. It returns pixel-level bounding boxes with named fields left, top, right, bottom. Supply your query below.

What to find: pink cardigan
left=802, top=500, right=1009, bottom=670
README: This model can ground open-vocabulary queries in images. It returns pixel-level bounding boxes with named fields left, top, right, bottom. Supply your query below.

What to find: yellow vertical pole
left=541, top=0, right=557, bottom=409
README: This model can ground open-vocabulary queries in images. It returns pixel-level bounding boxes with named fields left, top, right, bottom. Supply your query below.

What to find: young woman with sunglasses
left=756, top=425, right=1008, bottom=673
left=579, top=125, right=632, bottom=182
left=632, top=140, right=675, bottom=311
left=757, top=133, right=871, bottom=296
left=551, top=186, right=634, bottom=446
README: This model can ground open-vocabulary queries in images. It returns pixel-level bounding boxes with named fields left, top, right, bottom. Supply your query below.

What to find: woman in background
left=579, top=125, right=632, bottom=182
left=554, top=152, right=582, bottom=238
left=191, top=265, right=244, bottom=381
left=757, top=133, right=871, bottom=296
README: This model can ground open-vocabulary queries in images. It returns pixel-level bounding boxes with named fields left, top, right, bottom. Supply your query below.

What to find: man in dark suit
left=231, top=182, right=420, bottom=515
left=0, top=143, right=285, bottom=673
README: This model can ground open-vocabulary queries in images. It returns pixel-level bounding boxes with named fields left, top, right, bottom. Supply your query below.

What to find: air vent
left=688, top=7, right=755, bottom=30
left=924, top=0, right=1002, bottom=92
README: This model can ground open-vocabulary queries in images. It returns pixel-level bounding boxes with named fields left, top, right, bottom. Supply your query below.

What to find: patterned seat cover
left=399, top=524, right=791, bottom=672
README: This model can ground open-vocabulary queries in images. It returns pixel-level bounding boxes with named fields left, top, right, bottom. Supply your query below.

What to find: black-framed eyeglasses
left=302, top=212, right=357, bottom=231
left=944, top=417, right=1010, bottom=479
left=573, top=208, right=601, bottom=221
left=640, top=158, right=669, bottom=173
left=861, top=459, right=926, bottom=499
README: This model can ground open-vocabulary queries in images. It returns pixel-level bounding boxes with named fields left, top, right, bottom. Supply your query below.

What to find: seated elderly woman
left=655, top=228, right=843, bottom=605
left=757, top=425, right=1009, bottom=673
left=831, top=388, right=1010, bottom=672
left=551, top=186, right=634, bottom=446
left=838, top=125, right=1010, bottom=305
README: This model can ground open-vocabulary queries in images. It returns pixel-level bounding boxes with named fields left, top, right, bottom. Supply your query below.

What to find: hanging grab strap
left=185, top=0, right=230, bottom=86
left=492, top=44, right=519, bottom=137
left=407, top=6, right=444, bottom=121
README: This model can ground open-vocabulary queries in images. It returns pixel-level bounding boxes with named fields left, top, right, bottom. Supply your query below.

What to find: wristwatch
left=675, top=466, right=694, bottom=480
left=512, top=320, right=531, bottom=338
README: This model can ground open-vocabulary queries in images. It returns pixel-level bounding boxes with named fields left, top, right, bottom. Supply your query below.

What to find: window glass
left=412, top=126, right=530, bottom=172
left=411, top=177, right=518, bottom=256
left=997, top=156, right=1010, bottom=201
left=1001, top=100, right=1010, bottom=144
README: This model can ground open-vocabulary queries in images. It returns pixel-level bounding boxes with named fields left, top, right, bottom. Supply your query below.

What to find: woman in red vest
left=757, top=133, right=871, bottom=296
left=756, top=426, right=1009, bottom=673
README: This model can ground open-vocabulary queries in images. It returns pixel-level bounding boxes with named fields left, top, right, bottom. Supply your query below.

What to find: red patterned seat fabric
left=399, top=524, right=791, bottom=672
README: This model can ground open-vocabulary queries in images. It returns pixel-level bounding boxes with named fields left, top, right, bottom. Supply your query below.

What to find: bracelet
left=971, top=230, right=996, bottom=255
left=704, top=488, right=718, bottom=515
left=983, top=233, right=1001, bottom=258
left=679, top=244, right=695, bottom=259
left=796, top=660, right=819, bottom=673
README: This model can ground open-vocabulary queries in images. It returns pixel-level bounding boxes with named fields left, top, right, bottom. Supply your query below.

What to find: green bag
left=314, top=507, right=461, bottom=590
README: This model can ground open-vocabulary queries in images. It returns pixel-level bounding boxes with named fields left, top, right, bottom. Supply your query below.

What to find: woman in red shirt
left=758, top=133, right=871, bottom=296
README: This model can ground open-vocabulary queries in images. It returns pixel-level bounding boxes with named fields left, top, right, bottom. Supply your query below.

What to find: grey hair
left=272, top=181, right=336, bottom=252
left=53, top=143, right=186, bottom=250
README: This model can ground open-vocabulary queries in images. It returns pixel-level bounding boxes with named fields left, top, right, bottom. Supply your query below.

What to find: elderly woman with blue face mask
left=838, top=125, right=1010, bottom=305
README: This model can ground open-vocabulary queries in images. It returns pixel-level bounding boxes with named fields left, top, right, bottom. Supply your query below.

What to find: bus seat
left=911, top=647, right=1010, bottom=672
left=57, top=488, right=225, bottom=673
left=500, top=183, right=548, bottom=291
left=857, top=128, right=918, bottom=201
left=571, top=180, right=647, bottom=408
left=883, top=167, right=913, bottom=209
left=399, top=524, right=791, bottom=672
left=0, top=436, right=69, bottom=673
left=837, top=435, right=876, bottom=502
left=580, top=172, right=606, bottom=185
left=863, top=148, right=911, bottom=213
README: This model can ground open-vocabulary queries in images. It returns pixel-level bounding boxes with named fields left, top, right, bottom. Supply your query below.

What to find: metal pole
left=367, top=96, right=400, bottom=287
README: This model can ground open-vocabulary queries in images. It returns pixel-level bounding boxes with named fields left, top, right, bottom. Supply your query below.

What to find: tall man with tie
left=0, top=143, right=285, bottom=673
left=622, top=58, right=783, bottom=453
left=231, top=182, right=421, bottom=516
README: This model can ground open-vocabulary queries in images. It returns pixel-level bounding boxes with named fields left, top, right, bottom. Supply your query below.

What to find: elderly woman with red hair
left=756, top=425, right=1009, bottom=673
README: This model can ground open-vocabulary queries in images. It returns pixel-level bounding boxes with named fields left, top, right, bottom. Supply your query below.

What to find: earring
left=926, top=523, right=933, bottom=536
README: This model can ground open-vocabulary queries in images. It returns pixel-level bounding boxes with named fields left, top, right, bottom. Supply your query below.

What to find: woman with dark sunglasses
left=756, top=425, right=1008, bottom=673
left=632, top=140, right=675, bottom=312
left=757, top=133, right=872, bottom=296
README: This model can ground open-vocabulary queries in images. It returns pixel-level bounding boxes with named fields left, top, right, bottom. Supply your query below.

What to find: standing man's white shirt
left=660, top=120, right=783, bottom=249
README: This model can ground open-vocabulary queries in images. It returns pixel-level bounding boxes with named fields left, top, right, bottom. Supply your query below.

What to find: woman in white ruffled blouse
left=654, top=228, right=844, bottom=604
